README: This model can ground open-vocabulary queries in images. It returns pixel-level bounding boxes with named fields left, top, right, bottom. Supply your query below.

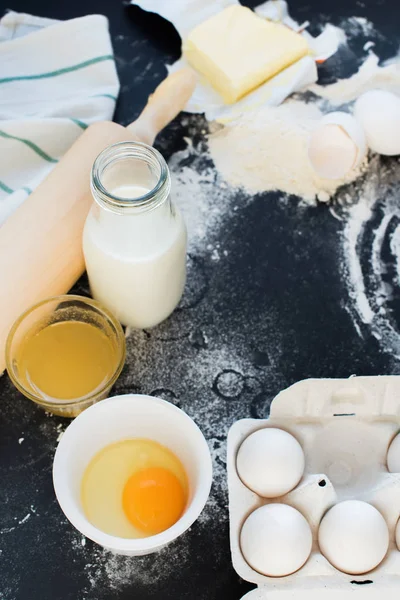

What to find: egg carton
left=227, top=376, right=400, bottom=599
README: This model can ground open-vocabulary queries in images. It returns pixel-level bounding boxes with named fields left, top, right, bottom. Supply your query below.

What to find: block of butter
left=183, top=5, right=309, bottom=105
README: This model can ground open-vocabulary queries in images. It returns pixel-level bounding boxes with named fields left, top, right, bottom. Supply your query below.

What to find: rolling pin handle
left=127, top=68, right=197, bottom=145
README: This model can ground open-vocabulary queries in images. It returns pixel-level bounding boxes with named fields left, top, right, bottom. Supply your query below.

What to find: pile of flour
left=208, top=101, right=363, bottom=203
left=208, top=53, right=400, bottom=204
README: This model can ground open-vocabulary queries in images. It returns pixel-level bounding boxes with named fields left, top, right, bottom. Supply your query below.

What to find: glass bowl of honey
left=6, top=295, right=126, bottom=417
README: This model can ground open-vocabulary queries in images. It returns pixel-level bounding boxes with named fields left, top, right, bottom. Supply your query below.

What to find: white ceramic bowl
left=53, top=394, right=212, bottom=555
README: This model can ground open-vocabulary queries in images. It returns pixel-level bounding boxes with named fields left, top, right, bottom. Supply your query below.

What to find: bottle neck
left=91, top=141, right=171, bottom=215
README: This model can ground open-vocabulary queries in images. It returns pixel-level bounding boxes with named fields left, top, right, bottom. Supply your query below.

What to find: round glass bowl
left=6, top=295, right=126, bottom=417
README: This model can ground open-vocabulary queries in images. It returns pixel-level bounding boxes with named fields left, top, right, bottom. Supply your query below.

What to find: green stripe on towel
left=93, top=93, right=117, bottom=101
left=69, top=118, right=88, bottom=130
left=0, top=130, right=58, bottom=163
left=0, top=182, right=33, bottom=195
left=0, top=180, right=13, bottom=194
left=0, top=55, right=114, bottom=85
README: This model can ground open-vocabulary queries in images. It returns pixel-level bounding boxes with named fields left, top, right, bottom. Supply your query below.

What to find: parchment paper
left=132, top=0, right=343, bottom=121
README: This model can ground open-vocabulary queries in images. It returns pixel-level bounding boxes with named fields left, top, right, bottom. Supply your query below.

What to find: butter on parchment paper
left=183, top=5, right=309, bottom=105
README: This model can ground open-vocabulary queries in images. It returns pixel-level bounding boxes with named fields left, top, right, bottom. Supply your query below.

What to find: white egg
left=387, top=432, right=400, bottom=473
left=308, top=112, right=367, bottom=179
left=354, top=90, right=400, bottom=156
left=236, top=428, right=305, bottom=498
left=396, top=518, right=400, bottom=551
left=318, top=500, right=389, bottom=575
left=240, top=504, right=313, bottom=577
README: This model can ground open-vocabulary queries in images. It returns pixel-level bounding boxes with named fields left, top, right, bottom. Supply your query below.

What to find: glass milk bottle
left=83, top=141, right=187, bottom=329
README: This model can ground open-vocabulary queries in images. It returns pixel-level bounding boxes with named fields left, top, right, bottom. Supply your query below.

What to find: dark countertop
left=0, top=1, right=399, bottom=599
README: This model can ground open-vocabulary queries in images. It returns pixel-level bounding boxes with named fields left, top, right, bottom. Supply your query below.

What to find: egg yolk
left=122, top=467, right=186, bottom=535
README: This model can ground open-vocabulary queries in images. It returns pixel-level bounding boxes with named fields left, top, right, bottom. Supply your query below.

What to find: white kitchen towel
left=0, top=11, right=119, bottom=225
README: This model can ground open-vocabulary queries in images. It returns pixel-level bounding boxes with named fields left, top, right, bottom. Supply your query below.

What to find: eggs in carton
left=227, top=376, right=400, bottom=599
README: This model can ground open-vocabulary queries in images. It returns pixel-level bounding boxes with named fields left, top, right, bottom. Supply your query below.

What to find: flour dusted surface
left=2, top=8, right=400, bottom=600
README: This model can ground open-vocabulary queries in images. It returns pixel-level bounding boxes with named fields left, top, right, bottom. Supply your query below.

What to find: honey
left=15, top=320, right=119, bottom=401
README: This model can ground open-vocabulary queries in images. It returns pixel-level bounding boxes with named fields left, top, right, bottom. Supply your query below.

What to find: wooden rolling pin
left=0, top=68, right=196, bottom=372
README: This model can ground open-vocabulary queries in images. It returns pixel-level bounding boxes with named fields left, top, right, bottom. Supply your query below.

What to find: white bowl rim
left=53, top=393, right=213, bottom=551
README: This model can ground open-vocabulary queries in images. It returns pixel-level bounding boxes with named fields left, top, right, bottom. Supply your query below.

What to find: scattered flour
left=169, top=139, right=239, bottom=250
left=341, top=175, right=377, bottom=325
left=340, top=15, right=382, bottom=39
left=340, top=156, right=400, bottom=359
left=18, top=513, right=30, bottom=525
left=56, top=422, right=65, bottom=442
